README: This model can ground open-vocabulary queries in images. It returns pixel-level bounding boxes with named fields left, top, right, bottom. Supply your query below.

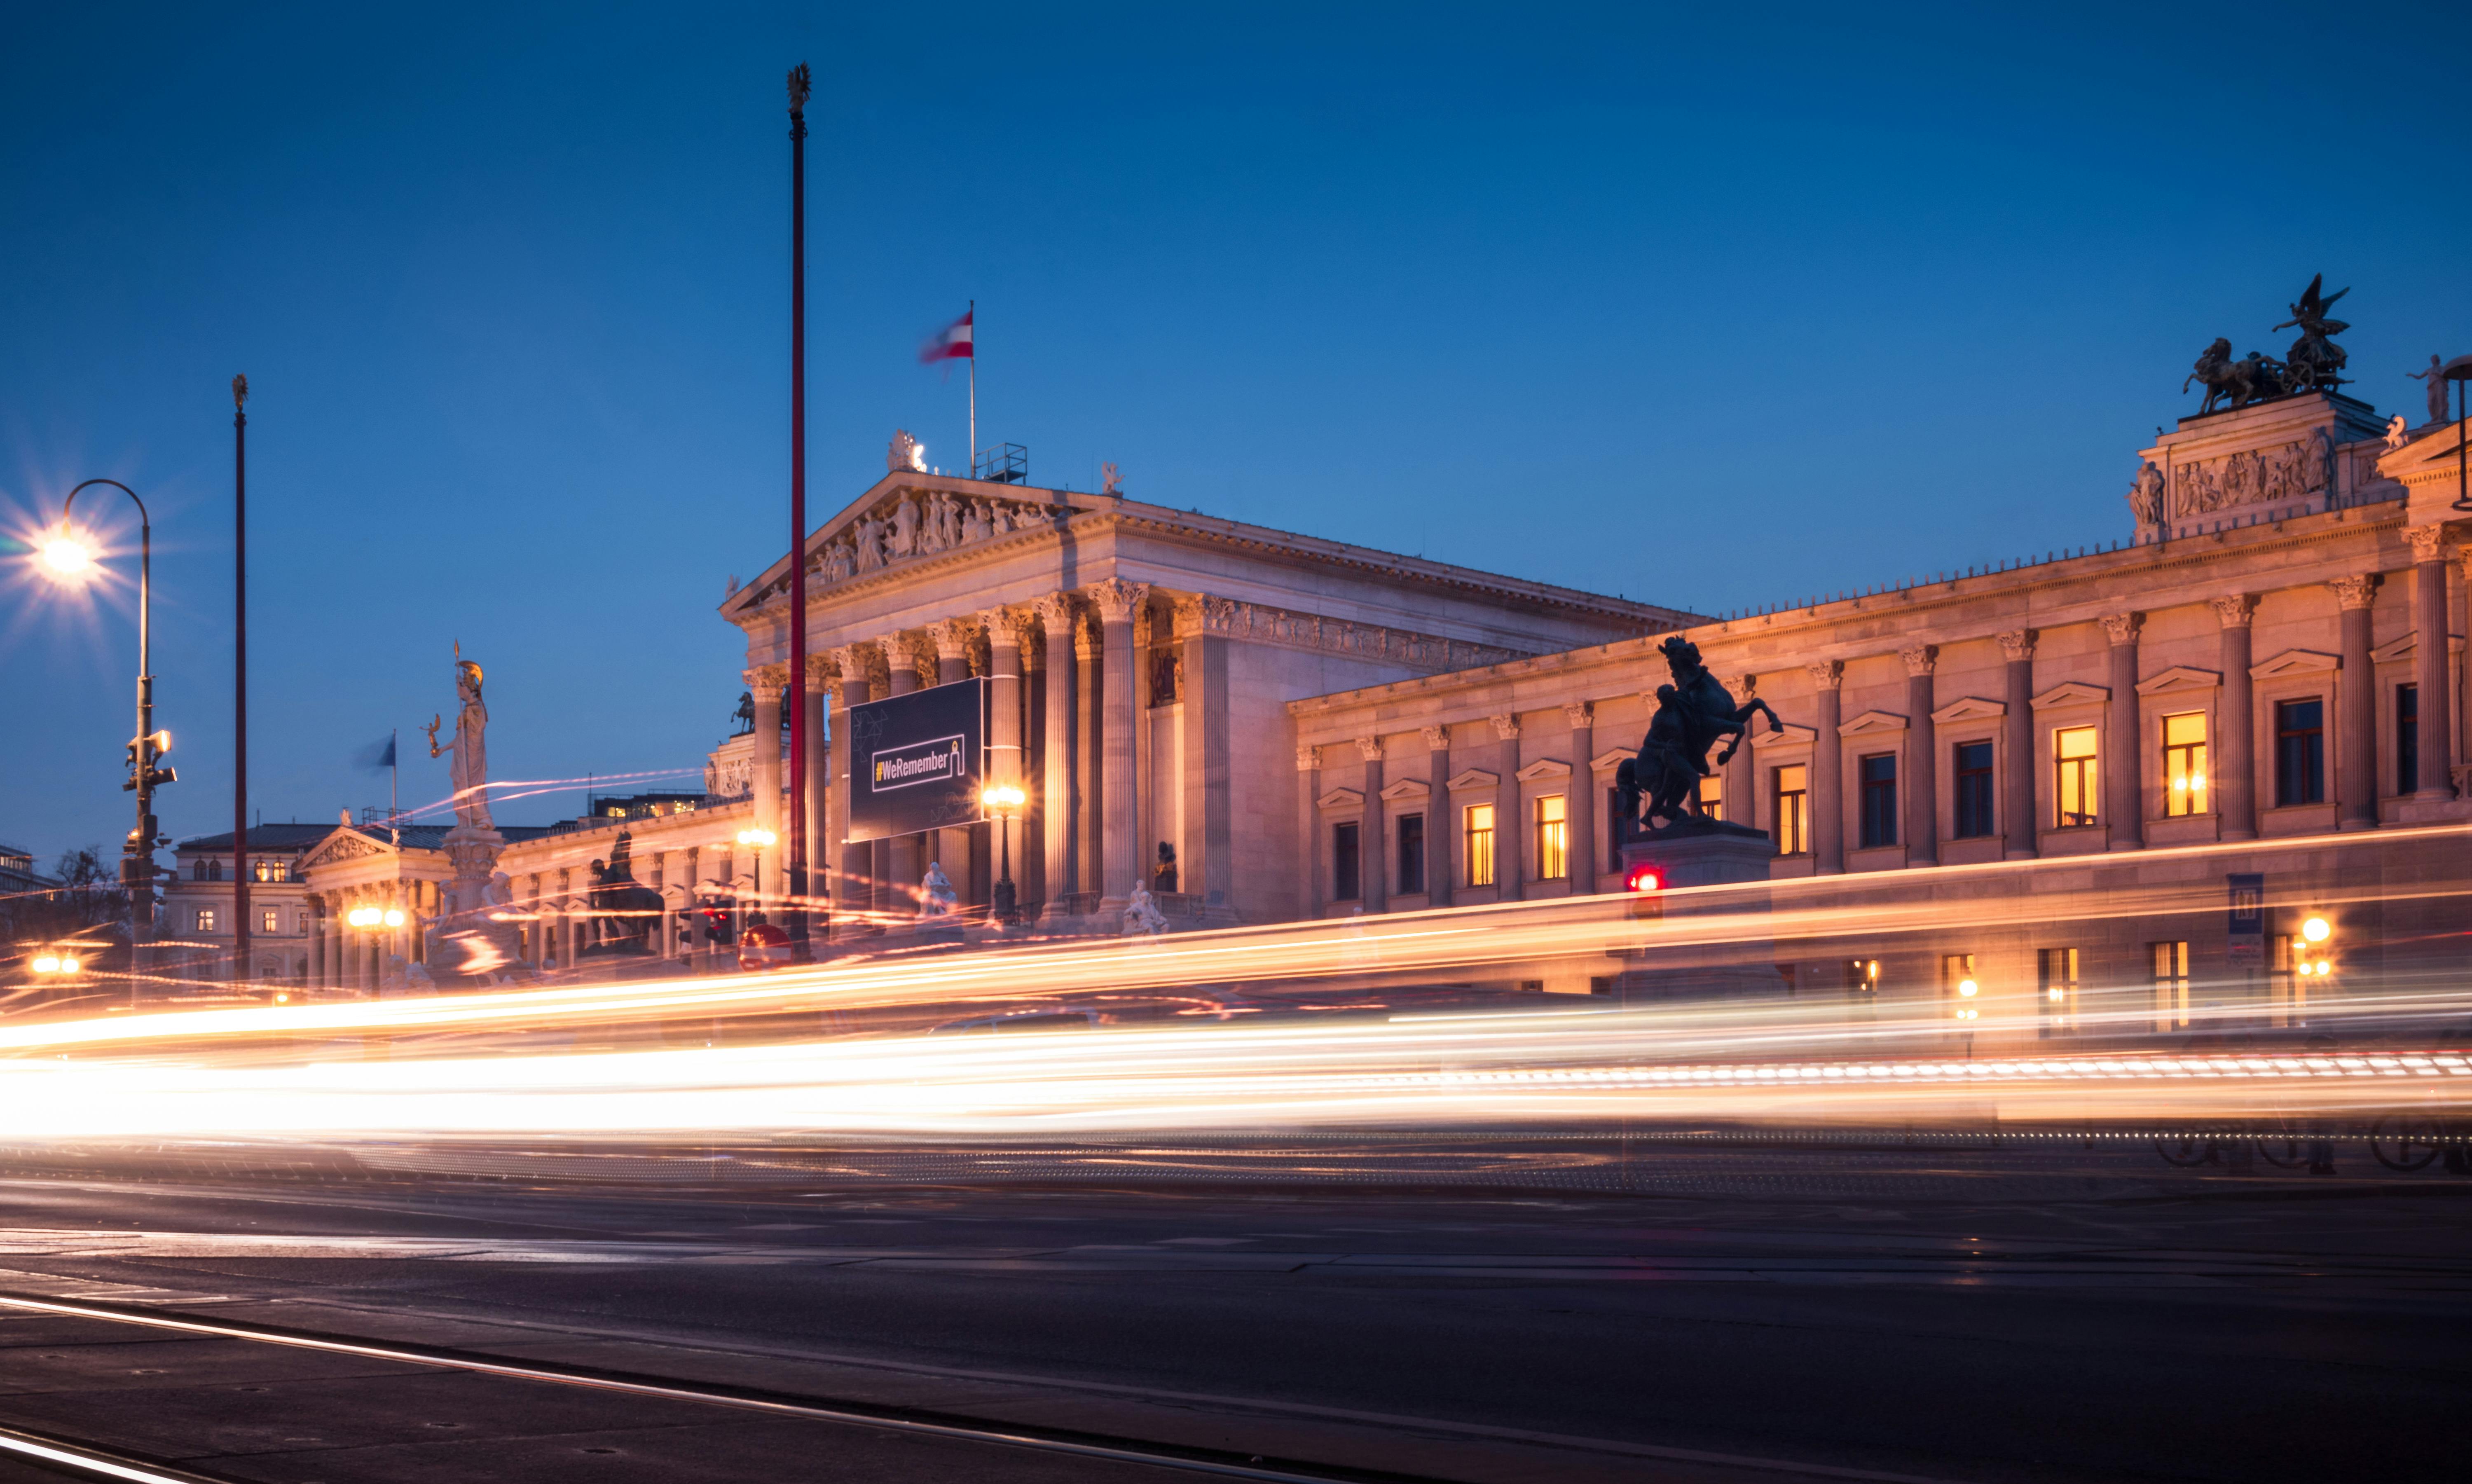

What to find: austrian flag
left=919, top=309, right=973, bottom=363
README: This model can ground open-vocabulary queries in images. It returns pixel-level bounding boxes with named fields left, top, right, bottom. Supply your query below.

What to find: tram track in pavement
left=0, top=1290, right=1985, bottom=1484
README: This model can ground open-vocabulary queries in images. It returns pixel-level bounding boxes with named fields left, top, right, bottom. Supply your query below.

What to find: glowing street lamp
left=1954, top=977, right=1980, bottom=1021
left=39, top=479, right=173, bottom=1004
left=346, top=906, right=405, bottom=930
left=736, top=827, right=777, bottom=912
left=30, top=953, right=83, bottom=976
left=981, top=782, right=1028, bottom=925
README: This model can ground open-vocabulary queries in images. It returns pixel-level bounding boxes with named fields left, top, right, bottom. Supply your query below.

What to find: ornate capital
left=2404, top=525, right=2449, bottom=564
left=2209, top=593, right=2258, bottom=630
left=1900, top=644, right=1938, bottom=677
left=743, top=663, right=789, bottom=689
left=1489, top=712, right=1522, bottom=741
left=1562, top=700, right=1594, bottom=730
left=1086, top=578, right=1151, bottom=624
left=929, top=616, right=976, bottom=661
left=1356, top=736, right=1385, bottom=762
left=979, top=606, right=1034, bottom=651
left=1296, top=744, right=1321, bottom=773
left=1805, top=660, right=1844, bottom=691
left=803, top=654, right=836, bottom=687
left=2327, top=573, right=2381, bottom=611
left=1031, top=592, right=1079, bottom=632
left=1073, top=613, right=1102, bottom=661
left=2099, top=611, right=2144, bottom=647
left=1996, top=629, right=2037, bottom=662
left=1421, top=724, right=1451, bottom=751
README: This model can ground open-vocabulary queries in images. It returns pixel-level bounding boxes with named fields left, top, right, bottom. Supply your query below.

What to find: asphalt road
left=0, top=1143, right=2463, bottom=1484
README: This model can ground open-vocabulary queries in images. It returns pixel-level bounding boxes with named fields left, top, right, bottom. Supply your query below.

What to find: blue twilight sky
left=4, top=2, right=2468, bottom=866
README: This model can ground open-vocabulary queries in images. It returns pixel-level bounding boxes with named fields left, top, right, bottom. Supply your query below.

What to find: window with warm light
left=2037, top=946, right=2079, bottom=1038
left=196, top=909, right=217, bottom=934
left=2055, top=726, right=2099, bottom=827
left=1772, top=765, right=1808, bottom=855
left=1698, top=772, right=1723, bottom=822
left=2151, top=940, right=2191, bottom=1030
left=2162, top=712, right=2207, bottom=817
left=1463, top=803, right=1496, bottom=888
left=1533, top=795, right=1566, bottom=881
left=261, top=909, right=279, bottom=934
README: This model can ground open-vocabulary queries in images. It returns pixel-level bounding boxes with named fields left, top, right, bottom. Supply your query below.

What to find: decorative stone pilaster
left=1355, top=736, right=1386, bottom=912
left=1723, top=678, right=1756, bottom=831
left=1296, top=744, right=1322, bottom=919
left=1034, top=594, right=1082, bottom=922
left=1900, top=645, right=1939, bottom=866
left=2099, top=614, right=2144, bottom=849
left=2210, top=597, right=2259, bottom=839
left=744, top=664, right=788, bottom=845
left=827, top=644, right=876, bottom=937
left=1490, top=714, right=1523, bottom=899
left=1562, top=701, right=1595, bottom=891
left=1422, top=725, right=1452, bottom=906
left=2402, top=530, right=2455, bottom=799
left=1806, top=661, right=1844, bottom=873
left=2329, top=575, right=2381, bottom=828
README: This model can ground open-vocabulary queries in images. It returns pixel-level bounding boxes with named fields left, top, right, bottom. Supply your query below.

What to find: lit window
left=1859, top=754, right=1897, bottom=849
left=1953, top=741, right=1994, bottom=838
left=1772, top=765, right=1808, bottom=855
left=1533, top=795, right=1567, bottom=881
left=196, top=909, right=218, bottom=934
left=1463, top=803, right=1496, bottom=888
left=2162, top=712, right=2207, bottom=817
left=261, top=909, right=279, bottom=934
left=2055, top=726, right=2099, bottom=827
left=1697, top=772, right=1723, bottom=821
left=2151, top=940, right=2190, bottom=1030
left=2037, top=947, right=2079, bottom=1038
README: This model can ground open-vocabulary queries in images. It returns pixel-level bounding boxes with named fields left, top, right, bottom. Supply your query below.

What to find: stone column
left=1423, top=725, right=1452, bottom=906
left=1902, top=645, right=1938, bottom=866
left=983, top=608, right=1028, bottom=790
left=1491, top=714, right=1524, bottom=899
left=1564, top=702, right=1595, bottom=892
left=1090, top=580, right=1148, bottom=911
left=1075, top=615, right=1103, bottom=896
left=1297, top=745, right=1322, bottom=918
left=830, top=644, right=874, bottom=938
left=684, top=846, right=707, bottom=957
left=1356, top=737, right=1386, bottom=912
left=881, top=634, right=924, bottom=911
left=2331, top=575, right=2381, bottom=829
left=801, top=654, right=830, bottom=928
left=1808, top=662, right=1844, bottom=873
left=1035, top=595, right=1081, bottom=923
left=745, top=665, right=787, bottom=845
left=1723, top=678, right=1757, bottom=829
left=1176, top=596, right=1234, bottom=915
left=2211, top=597, right=2258, bottom=840
left=2101, top=613, right=2144, bottom=850
left=2406, top=529, right=2455, bottom=798
left=1998, top=632, right=2037, bottom=859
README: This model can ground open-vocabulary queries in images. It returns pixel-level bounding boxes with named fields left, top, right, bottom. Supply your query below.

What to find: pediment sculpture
left=2184, top=274, right=2351, bottom=414
left=808, top=487, right=1048, bottom=589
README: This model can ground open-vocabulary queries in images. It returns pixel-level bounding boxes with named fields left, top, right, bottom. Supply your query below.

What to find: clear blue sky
left=5, top=2, right=2467, bottom=865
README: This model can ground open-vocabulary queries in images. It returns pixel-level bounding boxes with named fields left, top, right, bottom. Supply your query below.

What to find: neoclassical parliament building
left=165, top=348, right=2471, bottom=1019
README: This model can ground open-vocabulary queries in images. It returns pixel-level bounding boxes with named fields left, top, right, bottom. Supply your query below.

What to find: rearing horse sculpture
left=1614, top=637, right=1782, bottom=833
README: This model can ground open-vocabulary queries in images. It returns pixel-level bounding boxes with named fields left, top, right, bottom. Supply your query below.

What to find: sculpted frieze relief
left=2171, top=431, right=2331, bottom=519
left=810, top=487, right=1058, bottom=589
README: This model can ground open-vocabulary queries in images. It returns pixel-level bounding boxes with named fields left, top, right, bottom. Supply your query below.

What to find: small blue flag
left=355, top=735, right=396, bottom=771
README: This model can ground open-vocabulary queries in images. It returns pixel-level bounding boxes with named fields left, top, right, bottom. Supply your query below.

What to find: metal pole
left=232, top=375, right=250, bottom=988
left=786, top=63, right=812, bottom=960
left=62, top=480, right=159, bottom=1008
left=967, top=298, right=976, bottom=471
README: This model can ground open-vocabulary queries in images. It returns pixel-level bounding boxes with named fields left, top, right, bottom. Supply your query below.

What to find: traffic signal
left=1623, top=861, right=1664, bottom=919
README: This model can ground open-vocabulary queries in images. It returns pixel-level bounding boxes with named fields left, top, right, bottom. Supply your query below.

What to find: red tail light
left=1624, top=865, right=1662, bottom=894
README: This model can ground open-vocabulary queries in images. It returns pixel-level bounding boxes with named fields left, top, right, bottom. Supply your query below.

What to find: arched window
left=206, top=858, right=222, bottom=882
left=192, top=859, right=207, bottom=881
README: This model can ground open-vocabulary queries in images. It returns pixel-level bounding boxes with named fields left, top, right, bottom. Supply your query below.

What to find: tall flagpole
left=232, top=375, right=250, bottom=988
left=967, top=299, right=976, bottom=473
left=785, top=62, right=813, bottom=960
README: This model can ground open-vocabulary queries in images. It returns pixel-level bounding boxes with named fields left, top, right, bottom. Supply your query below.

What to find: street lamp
left=736, top=827, right=777, bottom=919
left=981, top=782, right=1027, bottom=925
left=39, top=478, right=173, bottom=1005
left=31, top=953, right=84, bottom=976
left=346, top=906, right=406, bottom=929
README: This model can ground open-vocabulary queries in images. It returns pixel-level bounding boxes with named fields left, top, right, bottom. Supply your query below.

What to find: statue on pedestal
left=1615, top=637, right=1780, bottom=835
left=1122, top=887, right=1170, bottom=936
left=918, top=862, right=957, bottom=919
left=2408, top=354, right=2451, bottom=426
left=423, top=643, right=520, bottom=981
left=424, top=644, right=494, bottom=829
left=2273, top=275, right=2350, bottom=394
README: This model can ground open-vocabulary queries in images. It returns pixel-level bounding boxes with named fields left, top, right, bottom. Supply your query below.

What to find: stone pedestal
left=427, top=824, right=523, bottom=984
left=1615, top=819, right=1785, bottom=1002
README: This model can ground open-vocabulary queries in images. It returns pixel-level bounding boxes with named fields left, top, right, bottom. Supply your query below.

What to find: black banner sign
left=847, top=678, right=986, bottom=843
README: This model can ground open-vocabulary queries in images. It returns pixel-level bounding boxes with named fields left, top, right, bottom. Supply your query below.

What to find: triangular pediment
left=1316, top=786, right=1366, bottom=810
left=299, top=828, right=386, bottom=869
left=2032, top=681, right=2111, bottom=709
left=1837, top=709, right=1909, bottom=736
left=1514, top=757, right=1572, bottom=782
left=1929, top=695, right=2006, bottom=724
left=2371, top=632, right=2464, bottom=663
left=1378, top=777, right=1431, bottom=802
left=2251, top=648, right=2340, bottom=679
left=1446, top=767, right=1501, bottom=792
left=2135, top=665, right=2222, bottom=695
left=726, top=473, right=1073, bottom=617
left=1590, top=747, right=1633, bottom=773
left=1750, top=721, right=1817, bottom=749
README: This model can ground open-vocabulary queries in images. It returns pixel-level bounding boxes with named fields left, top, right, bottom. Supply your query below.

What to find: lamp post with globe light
left=981, top=783, right=1026, bottom=926
left=40, top=479, right=175, bottom=1003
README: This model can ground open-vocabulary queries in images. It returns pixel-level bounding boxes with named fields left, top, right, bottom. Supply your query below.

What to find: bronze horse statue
left=2184, top=337, right=2288, bottom=414
left=1614, top=639, right=1782, bottom=833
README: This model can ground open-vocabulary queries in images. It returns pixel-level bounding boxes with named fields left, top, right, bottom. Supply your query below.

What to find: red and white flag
left=919, top=308, right=973, bottom=363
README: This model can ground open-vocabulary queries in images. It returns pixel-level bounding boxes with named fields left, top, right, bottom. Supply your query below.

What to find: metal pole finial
left=232, top=373, right=248, bottom=409
left=787, top=62, right=811, bottom=113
